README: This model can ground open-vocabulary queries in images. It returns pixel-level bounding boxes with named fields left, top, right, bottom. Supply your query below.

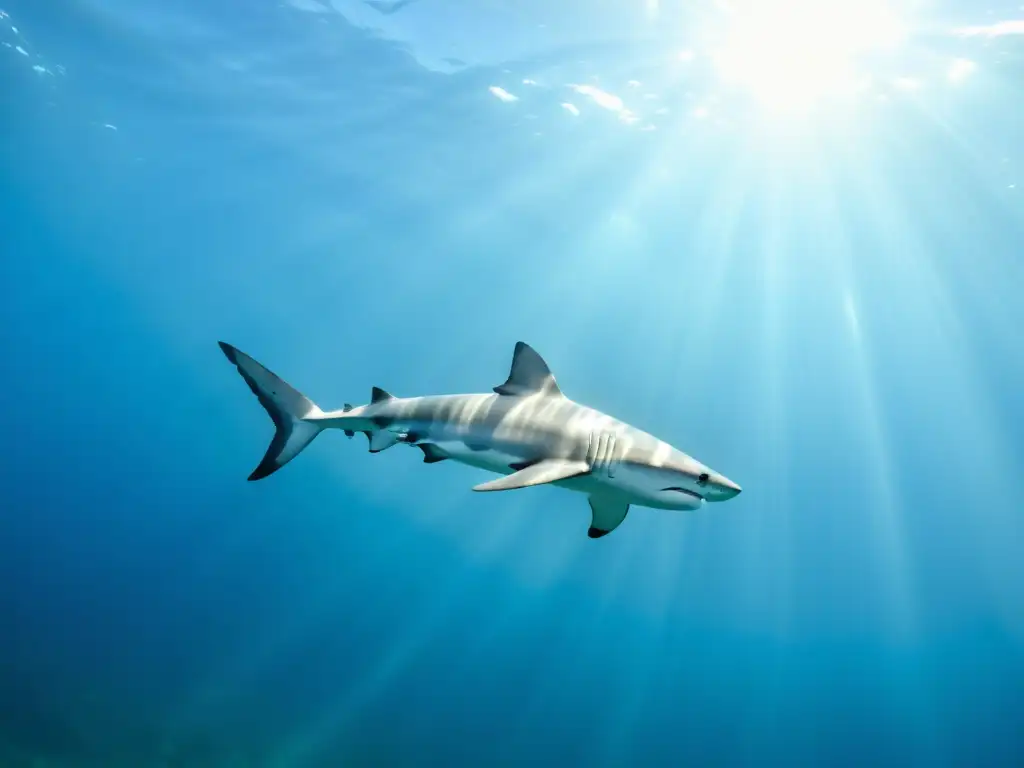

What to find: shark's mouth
left=662, top=487, right=704, bottom=501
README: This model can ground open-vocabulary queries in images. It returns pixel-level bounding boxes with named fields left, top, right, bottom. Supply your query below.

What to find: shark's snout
left=704, top=473, right=742, bottom=502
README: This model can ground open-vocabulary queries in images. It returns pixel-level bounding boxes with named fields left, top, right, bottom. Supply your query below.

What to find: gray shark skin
left=218, top=341, right=742, bottom=538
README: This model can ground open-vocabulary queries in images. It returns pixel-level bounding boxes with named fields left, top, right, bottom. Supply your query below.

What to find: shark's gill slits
left=586, top=432, right=621, bottom=478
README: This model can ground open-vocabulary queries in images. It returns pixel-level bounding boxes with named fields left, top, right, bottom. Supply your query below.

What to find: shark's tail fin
left=219, top=342, right=325, bottom=481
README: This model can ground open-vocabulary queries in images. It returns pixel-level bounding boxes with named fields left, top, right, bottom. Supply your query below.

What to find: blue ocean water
left=2, top=0, right=1023, bottom=765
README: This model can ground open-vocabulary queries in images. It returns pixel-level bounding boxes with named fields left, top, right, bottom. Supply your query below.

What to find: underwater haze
left=2, top=0, right=1024, bottom=765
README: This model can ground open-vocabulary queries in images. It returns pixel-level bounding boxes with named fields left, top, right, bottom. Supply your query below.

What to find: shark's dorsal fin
left=493, top=342, right=562, bottom=397
left=371, top=386, right=394, bottom=404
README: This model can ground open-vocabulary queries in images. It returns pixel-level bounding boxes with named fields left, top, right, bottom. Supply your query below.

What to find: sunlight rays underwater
left=30, top=0, right=1024, bottom=761
left=202, top=0, right=1023, bottom=760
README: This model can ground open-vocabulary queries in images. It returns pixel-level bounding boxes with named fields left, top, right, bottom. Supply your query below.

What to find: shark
left=219, top=340, right=742, bottom=538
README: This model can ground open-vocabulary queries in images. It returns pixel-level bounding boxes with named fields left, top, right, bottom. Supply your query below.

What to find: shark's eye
left=697, top=473, right=709, bottom=486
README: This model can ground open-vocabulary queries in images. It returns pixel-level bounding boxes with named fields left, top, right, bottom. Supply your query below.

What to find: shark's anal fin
left=418, top=444, right=448, bottom=464
left=369, top=431, right=401, bottom=453
left=587, top=495, right=630, bottom=539
left=473, top=459, right=589, bottom=492
left=493, top=342, right=563, bottom=397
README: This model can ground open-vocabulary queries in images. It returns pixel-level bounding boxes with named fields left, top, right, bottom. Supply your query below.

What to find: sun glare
left=710, top=0, right=907, bottom=111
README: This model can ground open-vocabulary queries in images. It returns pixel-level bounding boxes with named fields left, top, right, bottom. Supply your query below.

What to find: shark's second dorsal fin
left=494, top=342, right=562, bottom=397
left=371, top=386, right=394, bottom=404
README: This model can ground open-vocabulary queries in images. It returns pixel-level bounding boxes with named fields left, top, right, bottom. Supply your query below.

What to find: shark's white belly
left=428, top=440, right=523, bottom=476
left=392, top=415, right=701, bottom=507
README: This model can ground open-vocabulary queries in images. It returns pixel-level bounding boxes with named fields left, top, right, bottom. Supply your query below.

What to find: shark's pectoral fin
left=418, top=444, right=449, bottom=464
left=587, top=495, right=630, bottom=538
left=473, top=459, right=589, bottom=492
left=368, top=431, right=401, bottom=453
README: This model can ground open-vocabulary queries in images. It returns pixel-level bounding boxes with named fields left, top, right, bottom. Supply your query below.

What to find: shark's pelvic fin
left=218, top=342, right=325, bottom=481
left=343, top=403, right=355, bottom=437
left=418, top=444, right=448, bottom=463
left=369, top=430, right=402, bottom=453
left=587, top=495, right=630, bottom=538
left=472, top=458, right=589, bottom=492
left=493, top=342, right=563, bottom=398
left=371, top=386, right=394, bottom=404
